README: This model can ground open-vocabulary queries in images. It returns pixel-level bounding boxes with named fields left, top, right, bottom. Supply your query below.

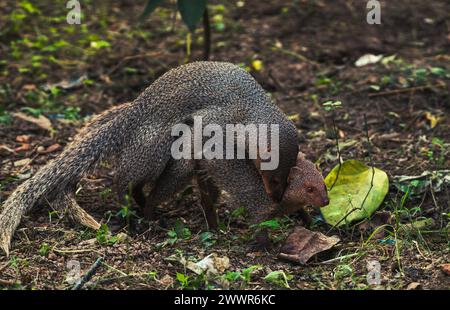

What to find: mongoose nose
left=322, top=197, right=329, bottom=206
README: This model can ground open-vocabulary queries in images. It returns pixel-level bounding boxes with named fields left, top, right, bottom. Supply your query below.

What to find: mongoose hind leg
left=142, top=159, right=195, bottom=221
left=131, top=182, right=146, bottom=209
left=195, top=170, right=220, bottom=230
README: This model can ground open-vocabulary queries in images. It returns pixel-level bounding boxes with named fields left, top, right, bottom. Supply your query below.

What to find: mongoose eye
left=306, top=187, right=314, bottom=193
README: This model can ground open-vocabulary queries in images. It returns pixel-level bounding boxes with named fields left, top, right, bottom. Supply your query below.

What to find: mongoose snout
left=280, top=152, right=329, bottom=216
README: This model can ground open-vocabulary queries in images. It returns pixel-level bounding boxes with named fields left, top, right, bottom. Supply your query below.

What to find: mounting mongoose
left=0, top=61, right=328, bottom=255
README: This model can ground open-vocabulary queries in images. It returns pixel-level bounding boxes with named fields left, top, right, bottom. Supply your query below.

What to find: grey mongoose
left=0, top=61, right=328, bottom=255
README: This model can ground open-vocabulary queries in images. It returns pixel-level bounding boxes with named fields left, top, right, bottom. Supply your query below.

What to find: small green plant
left=96, top=224, right=118, bottom=245
left=157, top=220, right=192, bottom=248
left=199, top=231, right=216, bottom=248
left=176, top=272, right=190, bottom=289
left=176, top=271, right=211, bottom=290
left=21, top=106, right=43, bottom=117
left=254, top=219, right=281, bottom=230
left=48, top=210, right=58, bottom=223
left=63, top=106, right=81, bottom=120
left=0, top=108, right=12, bottom=124
left=38, top=243, right=50, bottom=256
left=224, top=265, right=262, bottom=288
left=231, top=206, right=246, bottom=218
left=264, top=270, right=293, bottom=289
left=116, top=193, right=138, bottom=232
left=174, top=219, right=192, bottom=239
left=322, top=100, right=342, bottom=111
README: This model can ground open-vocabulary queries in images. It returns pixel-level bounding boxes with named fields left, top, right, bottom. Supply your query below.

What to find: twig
left=428, top=179, right=443, bottom=229
left=327, top=115, right=376, bottom=234
left=329, top=116, right=342, bottom=191
left=268, top=70, right=286, bottom=93
left=0, top=262, right=9, bottom=273
left=327, top=200, right=362, bottom=234
left=367, top=84, right=445, bottom=97
left=202, top=7, right=211, bottom=61
left=0, top=279, right=16, bottom=286
left=359, top=114, right=375, bottom=211
left=273, top=47, right=320, bottom=66
left=72, top=257, right=103, bottom=290
left=102, top=261, right=128, bottom=277
left=315, top=253, right=359, bottom=265
left=53, top=248, right=102, bottom=255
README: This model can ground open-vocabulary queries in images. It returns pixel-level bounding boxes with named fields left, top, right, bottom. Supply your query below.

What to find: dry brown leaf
left=406, top=282, right=422, bottom=290
left=278, top=227, right=340, bottom=264
left=22, top=84, right=36, bottom=91
left=440, top=264, right=450, bottom=276
left=186, top=253, right=230, bottom=275
left=37, top=143, right=61, bottom=154
left=16, top=135, right=30, bottom=143
left=14, top=143, right=31, bottom=153
left=159, top=274, right=174, bottom=288
left=13, top=112, right=53, bottom=131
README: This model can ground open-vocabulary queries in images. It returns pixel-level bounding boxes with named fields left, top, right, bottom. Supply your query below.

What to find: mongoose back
left=0, top=61, right=298, bottom=255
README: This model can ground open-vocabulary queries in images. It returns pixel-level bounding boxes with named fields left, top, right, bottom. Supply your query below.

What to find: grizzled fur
left=0, top=61, right=298, bottom=255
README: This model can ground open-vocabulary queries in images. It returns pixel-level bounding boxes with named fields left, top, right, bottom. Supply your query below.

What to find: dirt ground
left=0, top=0, right=449, bottom=289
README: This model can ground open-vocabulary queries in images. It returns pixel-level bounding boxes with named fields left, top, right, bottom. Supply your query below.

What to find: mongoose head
left=280, top=153, right=329, bottom=213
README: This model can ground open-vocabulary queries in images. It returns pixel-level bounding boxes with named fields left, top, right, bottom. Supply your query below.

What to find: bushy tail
left=0, top=104, right=133, bottom=256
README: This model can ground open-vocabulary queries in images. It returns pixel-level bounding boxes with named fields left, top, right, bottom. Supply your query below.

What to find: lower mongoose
left=0, top=61, right=301, bottom=255
left=140, top=152, right=329, bottom=231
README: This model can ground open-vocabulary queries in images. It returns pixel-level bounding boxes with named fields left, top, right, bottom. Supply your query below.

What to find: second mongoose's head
left=280, top=153, right=329, bottom=213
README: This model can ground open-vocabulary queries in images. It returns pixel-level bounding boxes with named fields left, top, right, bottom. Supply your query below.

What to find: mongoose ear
left=297, top=152, right=306, bottom=162
left=288, top=166, right=301, bottom=183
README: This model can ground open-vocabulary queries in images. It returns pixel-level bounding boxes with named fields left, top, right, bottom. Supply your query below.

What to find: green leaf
left=21, top=107, right=42, bottom=117
left=177, top=0, right=207, bottom=32
left=225, top=271, right=241, bottom=282
left=141, top=0, right=164, bottom=20
left=264, top=270, right=293, bottom=288
left=257, top=219, right=281, bottom=230
left=321, top=160, right=389, bottom=226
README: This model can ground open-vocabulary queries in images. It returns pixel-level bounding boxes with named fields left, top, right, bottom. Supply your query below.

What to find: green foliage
left=176, top=272, right=190, bottom=288
left=225, top=265, right=262, bottom=287
left=142, top=0, right=207, bottom=32
left=38, top=243, right=50, bottom=256
left=256, top=219, right=281, bottom=230
left=174, top=219, right=192, bottom=239
left=176, top=271, right=212, bottom=290
left=322, top=100, right=342, bottom=111
left=96, top=224, right=118, bottom=245
left=199, top=231, right=216, bottom=248
left=231, top=206, right=246, bottom=218
left=321, top=160, right=389, bottom=227
left=157, top=220, right=192, bottom=249
left=264, top=270, right=293, bottom=288
left=0, top=108, right=12, bottom=124
left=141, top=0, right=165, bottom=20
left=178, top=0, right=207, bottom=32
